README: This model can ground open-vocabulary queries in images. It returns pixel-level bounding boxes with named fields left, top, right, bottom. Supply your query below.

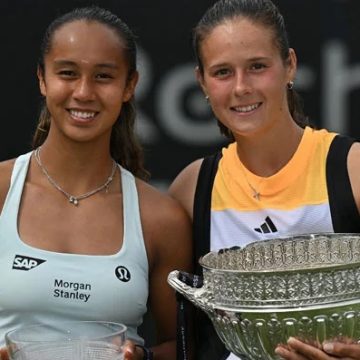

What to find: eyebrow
left=247, top=56, right=271, bottom=62
left=53, top=59, right=119, bottom=69
left=208, top=56, right=271, bottom=69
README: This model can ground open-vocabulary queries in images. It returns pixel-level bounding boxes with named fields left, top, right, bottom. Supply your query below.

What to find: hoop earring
left=287, top=81, right=294, bottom=90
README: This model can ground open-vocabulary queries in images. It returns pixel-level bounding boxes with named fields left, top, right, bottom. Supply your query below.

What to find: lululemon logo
left=115, top=266, right=131, bottom=282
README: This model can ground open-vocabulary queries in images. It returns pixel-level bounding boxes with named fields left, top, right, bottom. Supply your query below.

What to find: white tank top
left=0, top=152, right=148, bottom=345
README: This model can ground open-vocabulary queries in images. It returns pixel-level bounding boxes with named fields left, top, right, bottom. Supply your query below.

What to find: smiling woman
left=168, top=0, right=360, bottom=360
left=0, top=6, right=192, bottom=360
left=37, top=20, right=136, bottom=146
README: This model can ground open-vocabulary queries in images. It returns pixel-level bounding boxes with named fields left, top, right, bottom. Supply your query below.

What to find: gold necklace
left=246, top=181, right=262, bottom=201
left=34, top=147, right=117, bottom=206
left=238, top=162, right=264, bottom=201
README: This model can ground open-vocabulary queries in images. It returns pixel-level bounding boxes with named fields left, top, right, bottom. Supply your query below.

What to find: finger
left=123, top=340, right=135, bottom=360
left=323, top=341, right=360, bottom=359
left=286, top=337, right=332, bottom=360
left=0, top=349, right=9, bottom=360
left=0, top=348, right=9, bottom=360
left=275, top=345, right=310, bottom=360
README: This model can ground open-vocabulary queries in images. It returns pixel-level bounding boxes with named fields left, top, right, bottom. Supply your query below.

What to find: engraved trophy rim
left=199, top=232, right=360, bottom=273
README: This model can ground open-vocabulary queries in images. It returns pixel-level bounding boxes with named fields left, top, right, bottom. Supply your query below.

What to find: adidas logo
left=254, top=216, right=278, bottom=234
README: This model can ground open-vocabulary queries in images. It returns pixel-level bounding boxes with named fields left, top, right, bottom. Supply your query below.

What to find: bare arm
left=168, top=159, right=203, bottom=220
left=348, top=142, right=360, bottom=214
left=138, top=181, right=193, bottom=359
left=0, top=159, right=15, bottom=213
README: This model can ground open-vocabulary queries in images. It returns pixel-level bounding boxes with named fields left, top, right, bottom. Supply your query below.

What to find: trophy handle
left=168, top=270, right=210, bottom=311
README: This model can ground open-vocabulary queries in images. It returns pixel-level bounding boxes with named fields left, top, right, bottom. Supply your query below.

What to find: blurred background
left=1, top=0, right=360, bottom=189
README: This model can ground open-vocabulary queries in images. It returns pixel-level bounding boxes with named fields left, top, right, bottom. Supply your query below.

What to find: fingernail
left=323, top=342, right=334, bottom=353
left=274, top=347, right=286, bottom=356
left=287, top=336, right=296, bottom=344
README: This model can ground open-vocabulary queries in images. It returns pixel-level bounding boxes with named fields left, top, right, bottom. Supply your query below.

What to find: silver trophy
left=168, top=233, right=360, bottom=359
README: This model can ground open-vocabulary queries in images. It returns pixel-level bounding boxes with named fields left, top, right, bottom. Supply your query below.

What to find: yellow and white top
left=211, top=127, right=337, bottom=251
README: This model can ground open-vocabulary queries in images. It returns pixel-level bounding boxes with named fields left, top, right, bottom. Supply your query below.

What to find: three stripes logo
left=254, top=216, right=278, bottom=234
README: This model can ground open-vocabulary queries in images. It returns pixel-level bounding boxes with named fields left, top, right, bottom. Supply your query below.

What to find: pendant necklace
left=34, top=147, right=117, bottom=206
left=246, top=181, right=262, bottom=201
left=238, top=161, right=264, bottom=201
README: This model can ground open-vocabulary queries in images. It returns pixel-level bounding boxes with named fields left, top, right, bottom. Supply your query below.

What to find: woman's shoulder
left=135, top=178, right=192, bottom=261
left=0, top=158, right=16, bottom=210
left=170, top=158, right=204, bottom=189
left=347, top=142, right=360, bottom=213
left=136, top=178, right=190, bottom=225
left=347, top=141, right=360, bottom=174
left=168, top=158, right=204, bottom=219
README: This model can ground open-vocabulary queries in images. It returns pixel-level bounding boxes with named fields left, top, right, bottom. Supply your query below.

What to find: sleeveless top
left=0, top=152, right=148, bottom=346
left=211, top=127, right=335, bottom=250
left=191, top=128, right=360, bottom=360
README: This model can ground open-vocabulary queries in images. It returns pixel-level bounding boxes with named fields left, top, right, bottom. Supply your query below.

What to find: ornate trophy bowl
left=168, top=233, right=360, bottom=359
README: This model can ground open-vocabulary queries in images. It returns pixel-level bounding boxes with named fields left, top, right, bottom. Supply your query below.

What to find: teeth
left=70, top=110, right=96, bottom=119
left=233, top=103, right=260, bottom=113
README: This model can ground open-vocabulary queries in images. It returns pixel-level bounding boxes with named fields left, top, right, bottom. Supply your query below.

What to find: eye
left=249, top=63, right=267, bottom=71
left=57, top=70, right=77, bottom=78
left=95, top=73, right=114, bottom=81
left=213, top=68, right=231, bottom=78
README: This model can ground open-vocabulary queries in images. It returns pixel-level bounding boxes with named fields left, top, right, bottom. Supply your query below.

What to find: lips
left=231, top=102, right=262, bottom=113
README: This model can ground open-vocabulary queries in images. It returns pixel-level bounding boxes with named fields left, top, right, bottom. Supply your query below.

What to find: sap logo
left=12, top=255, right=46, bottom=271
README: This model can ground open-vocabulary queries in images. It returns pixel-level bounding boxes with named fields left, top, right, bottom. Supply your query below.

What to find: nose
left=234, top=71, right=252, bottom=96
left=72, top=76, right=95, bottom=102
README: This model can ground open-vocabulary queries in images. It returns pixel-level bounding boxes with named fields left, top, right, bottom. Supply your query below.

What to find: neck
left=34, top=138, right=116, bottom=195
left=235, top=121, right=304, bottom=177
left=34, top=147, right=117, bottom=206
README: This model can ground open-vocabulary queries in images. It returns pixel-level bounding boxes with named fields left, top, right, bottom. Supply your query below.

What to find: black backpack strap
left=193, top=151, right=222, bottom=275
left=191, top=151, right=230, bottom=360
left=326, top=135, right=360, bottom=232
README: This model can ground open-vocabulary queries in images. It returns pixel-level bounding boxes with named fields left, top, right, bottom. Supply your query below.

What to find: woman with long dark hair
left=0, top=6, right=192, bottom=360
left=170, top=0, right=360, bottom=359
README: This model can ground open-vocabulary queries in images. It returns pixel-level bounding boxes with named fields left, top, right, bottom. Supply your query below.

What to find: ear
left=195, top=66, right=208, bottom=98
left=123, top=71, right=139, bottom=102
left=37, top=67, right=47, bottom=96
left=287, top=48, right=297, bottom=83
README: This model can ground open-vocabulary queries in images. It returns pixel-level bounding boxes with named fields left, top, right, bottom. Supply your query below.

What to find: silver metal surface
left=168, top=233, right=360, bottom=359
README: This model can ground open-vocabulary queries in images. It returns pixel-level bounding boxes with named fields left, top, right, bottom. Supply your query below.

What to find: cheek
left=102, top=88, right=125, bottom=115
left=206, top=81, right=231, bottom=108
left=206, top=79, right=224, bottom=95
left=43, top=81, right=71, bottom=102
left=265, top=69, right=288, bottom=92
left=257, top=74, right=287, bottom=105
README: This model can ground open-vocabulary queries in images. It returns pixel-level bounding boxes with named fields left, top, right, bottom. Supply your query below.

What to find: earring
left=205, top=95, right=209, bottom=102
left=287, top=81, right=294, bottom=90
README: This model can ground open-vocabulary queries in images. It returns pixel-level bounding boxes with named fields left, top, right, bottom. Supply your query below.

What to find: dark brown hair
left=193, top=0, right=308, bottom=139
left=34, top=6, right=148, bottom=179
